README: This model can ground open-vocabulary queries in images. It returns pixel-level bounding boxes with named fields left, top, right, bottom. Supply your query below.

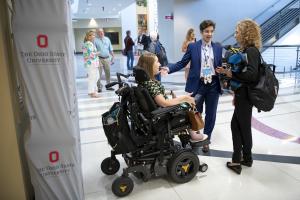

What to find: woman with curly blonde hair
left=216, top=19, right=261, bottom=174
left=181, top=28, right=196, bottom=80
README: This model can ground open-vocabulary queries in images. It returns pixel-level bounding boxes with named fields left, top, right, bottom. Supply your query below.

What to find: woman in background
left=83, top=30, right=100, bottom=98
left=182, top=28, right=196, bottom=80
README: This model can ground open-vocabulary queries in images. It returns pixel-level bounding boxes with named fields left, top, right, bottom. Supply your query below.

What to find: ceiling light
left=89, top=18, right=98, bottom=27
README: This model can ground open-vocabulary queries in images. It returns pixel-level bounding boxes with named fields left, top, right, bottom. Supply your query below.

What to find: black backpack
left=248, top=51, right=279, bottom=112
left=155, top=41, right=168, bottom=66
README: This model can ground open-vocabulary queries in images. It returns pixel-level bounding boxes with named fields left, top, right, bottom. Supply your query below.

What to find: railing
left=262, top=45, right=300, bottom=87
left=262, top=45, right=300, bottom=73
left=222, top=0, right=300, bottom=45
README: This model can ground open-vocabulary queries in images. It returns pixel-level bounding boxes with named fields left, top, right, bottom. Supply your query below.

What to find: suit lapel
left=197, top=40, right=202, bottom=67
left=212, top=42, right=218, bottom=67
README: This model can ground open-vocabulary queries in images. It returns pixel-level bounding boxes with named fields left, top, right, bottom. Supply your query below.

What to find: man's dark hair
left=199, top=20, right=216, bottom=32
left=126, top=30, right=131, bottom=36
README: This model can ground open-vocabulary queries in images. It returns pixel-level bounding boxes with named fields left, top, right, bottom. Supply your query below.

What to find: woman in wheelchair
left=137, top=52, right=208, bottom=143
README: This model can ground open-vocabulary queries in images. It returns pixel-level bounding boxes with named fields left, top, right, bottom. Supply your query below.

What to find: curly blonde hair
left=236, top=19, right=262, bottom=50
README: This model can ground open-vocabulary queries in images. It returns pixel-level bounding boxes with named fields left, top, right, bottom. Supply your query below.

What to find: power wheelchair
left=100, top=67, right=209, bottom=197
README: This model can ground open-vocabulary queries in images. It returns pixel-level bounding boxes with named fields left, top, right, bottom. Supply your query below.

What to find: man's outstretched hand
left=160, top=66, right=169, bottom=76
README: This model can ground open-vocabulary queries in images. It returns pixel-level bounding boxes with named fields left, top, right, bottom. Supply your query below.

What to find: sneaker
left=189, top=132, right=208, bottom=143
left=91, top=93, right=100, bottom=98
left=98, top=88, right=102, bottom=93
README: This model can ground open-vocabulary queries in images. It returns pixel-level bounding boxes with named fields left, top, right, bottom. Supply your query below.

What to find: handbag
left=187, top=107, right=204, bottom=131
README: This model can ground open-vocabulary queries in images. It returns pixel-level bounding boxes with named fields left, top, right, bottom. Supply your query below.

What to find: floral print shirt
left=83, top=41, right=99, bottom=68
left=140, top=80, right=168, bottom=100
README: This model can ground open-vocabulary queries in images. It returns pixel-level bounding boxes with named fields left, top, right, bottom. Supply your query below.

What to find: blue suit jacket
left=168, top=40, right=223, bottom=94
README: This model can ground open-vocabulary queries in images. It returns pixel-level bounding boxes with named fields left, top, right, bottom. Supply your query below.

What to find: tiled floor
left=76, top=54, right=300, bottom=200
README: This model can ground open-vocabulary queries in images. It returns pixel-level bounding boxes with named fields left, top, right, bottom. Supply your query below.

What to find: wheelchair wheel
left=199, top=163, right=208, bottom=172
left=112, top=176, right=134, bottom=197
left=101, top=157, right=120, bottom=175
left=168, top=150, right=199, bottom=184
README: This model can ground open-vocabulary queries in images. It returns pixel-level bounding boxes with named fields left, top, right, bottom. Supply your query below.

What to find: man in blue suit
left=162, top=20, right=222, bottom=152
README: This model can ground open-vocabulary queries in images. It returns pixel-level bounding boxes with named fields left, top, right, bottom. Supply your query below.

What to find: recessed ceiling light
left=89, top=18, right=98, bottom=27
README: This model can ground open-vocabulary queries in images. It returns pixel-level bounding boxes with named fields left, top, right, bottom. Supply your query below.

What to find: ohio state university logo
left=37, top=34, right=48, bottom=48
left=49, top=151, right=59, bottom=163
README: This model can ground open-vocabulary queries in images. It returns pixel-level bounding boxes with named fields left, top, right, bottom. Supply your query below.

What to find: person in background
left=137, top=53, right=208, bottom=143
left=141, top=30, right=151, bottom=51
left=147, top=31, right=168, bottom=82
left=216, top=19, right=261, bottom=174
left=136, top=29, right=146, bottom=55
left=124, top=30, right=135, bottom=70
left=161, top=20, right=223, bottom=153
left=182, top=28, right=196, bottom=81
left=82, top=30, right=99, bottom=98
left=94, top=28, right=115, bottom=92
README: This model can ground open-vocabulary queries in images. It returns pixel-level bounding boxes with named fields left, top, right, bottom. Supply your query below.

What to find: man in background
left=94, top=28, right=115, bottom=92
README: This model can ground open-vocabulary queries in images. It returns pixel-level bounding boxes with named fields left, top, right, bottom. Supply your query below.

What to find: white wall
left=73, top=27, right=122, bottom=52
left=121, top=3, right=138, bottom=49
left=73, top=18, right=122, bottom=52
left=157, top=0, right=175, bottom=61
left=158, top=0, right=283, bottom=61
left=148, top=0, right=158, bottom=33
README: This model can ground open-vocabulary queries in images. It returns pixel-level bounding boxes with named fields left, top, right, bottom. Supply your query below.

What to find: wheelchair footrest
left=190, top=139, right=210, bottom=147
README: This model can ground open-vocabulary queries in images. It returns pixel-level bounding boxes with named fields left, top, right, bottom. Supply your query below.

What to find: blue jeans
left=126, top=50, right=134, bottom=70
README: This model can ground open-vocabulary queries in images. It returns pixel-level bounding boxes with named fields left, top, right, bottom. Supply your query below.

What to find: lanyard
left=202, top=45, right=210, bottom=66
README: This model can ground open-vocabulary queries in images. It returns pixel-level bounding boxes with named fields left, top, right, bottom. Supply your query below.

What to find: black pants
left=231, top=87, right=253, bottom=163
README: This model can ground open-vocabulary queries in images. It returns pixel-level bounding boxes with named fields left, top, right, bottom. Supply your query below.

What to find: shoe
left=202, top=144, right=209, bottom=153
left=91, top=93, right=100, bottom=98
left=226, top=162, right=242, bottom=174
left=106, top=87, right=114, bottom=91
left=98, top=88, right=102, bottom=93
left=189, top=131, right=208, bottom=142
left=241, top=160, right=253, bottom=167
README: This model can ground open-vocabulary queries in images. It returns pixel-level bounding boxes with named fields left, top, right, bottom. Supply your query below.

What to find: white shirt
left=200, top=41, right=215, bottom=77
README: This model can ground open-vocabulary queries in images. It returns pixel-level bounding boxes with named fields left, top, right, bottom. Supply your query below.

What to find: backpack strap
left=155, top=42, right=161, bottom=54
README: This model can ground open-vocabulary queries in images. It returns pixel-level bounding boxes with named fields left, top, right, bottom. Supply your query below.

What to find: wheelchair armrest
left=150, top=103, right=191, bottom=121
left=150, top=105, right=180, bottom=116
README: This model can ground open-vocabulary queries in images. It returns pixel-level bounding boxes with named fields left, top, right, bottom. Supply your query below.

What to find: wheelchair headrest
left=133, top=67, right=150, bottom=84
